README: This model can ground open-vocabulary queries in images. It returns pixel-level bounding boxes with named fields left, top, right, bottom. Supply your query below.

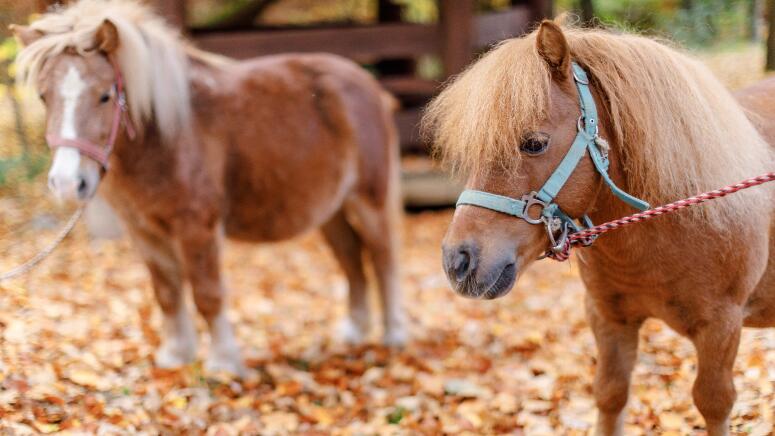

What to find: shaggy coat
left=426, top=20, right=774, bottom=436
left=14, top=0, right=407, bottom=375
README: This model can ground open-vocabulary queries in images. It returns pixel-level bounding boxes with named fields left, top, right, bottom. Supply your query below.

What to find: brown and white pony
left=12, top=0, right=406, bottom=375
left=423, top=20, right=775, bottom=436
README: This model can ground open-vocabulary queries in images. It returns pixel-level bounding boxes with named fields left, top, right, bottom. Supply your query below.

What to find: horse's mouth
left=454, top=262, right=517, bottom=300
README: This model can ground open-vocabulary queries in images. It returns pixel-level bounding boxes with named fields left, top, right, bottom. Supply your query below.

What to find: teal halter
left=456, top=62, right=650, bottom=257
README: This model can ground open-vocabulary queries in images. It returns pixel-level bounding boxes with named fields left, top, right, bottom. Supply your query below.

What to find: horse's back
left=735, top=76, right=775, bottom=148
left=203, top=53, right=397, bottom=241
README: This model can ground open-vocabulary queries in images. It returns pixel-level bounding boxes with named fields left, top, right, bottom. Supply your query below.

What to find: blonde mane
left=15, top=0, right=228, bottom=142
left=423, top=25, right=773, bottom=228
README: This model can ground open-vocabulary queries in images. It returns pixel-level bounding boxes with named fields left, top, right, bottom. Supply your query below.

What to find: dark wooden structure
left=153, top=0, right=552, bottom=152
left=36, top=0, right=551, bottom=152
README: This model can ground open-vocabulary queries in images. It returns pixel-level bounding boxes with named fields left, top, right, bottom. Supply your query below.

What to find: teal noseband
left=456, top=62, right=649, bottom=257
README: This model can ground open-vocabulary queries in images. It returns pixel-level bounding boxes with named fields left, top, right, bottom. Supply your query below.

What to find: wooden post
left=579, top=0, right=594, bottom=25
left=750, top=0, right=761, bottom=42
left=439, top=0, right=474, bottom=77
left=376, top=0, right=414, bottom=77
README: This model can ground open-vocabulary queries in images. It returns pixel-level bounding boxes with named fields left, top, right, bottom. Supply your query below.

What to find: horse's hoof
left=336, top=316, right=369, bottom=344
left=382, top=324, right=409, bottom=347
left=154, top=341, right=196, bottom=368
left=204, top=351, right=246, bottom=378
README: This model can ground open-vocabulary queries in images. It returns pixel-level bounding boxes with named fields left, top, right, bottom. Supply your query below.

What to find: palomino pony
left=12, top=0, right=406, bottom=375
left=423, top=20, right=774, bottom=435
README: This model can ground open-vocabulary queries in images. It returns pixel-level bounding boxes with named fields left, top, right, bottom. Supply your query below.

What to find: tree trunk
left=579, top=0, right=594, bottom=26
left=751, top=0, right=760, bottom=41
left=767, top=0, right=775, bottom=70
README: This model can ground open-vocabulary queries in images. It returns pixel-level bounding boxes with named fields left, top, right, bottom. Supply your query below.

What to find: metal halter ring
left=577, top=115, right=599, bottom=137
left=546, top=219, right=570, bottom=253
left=519, top=192, right=549, bottom=225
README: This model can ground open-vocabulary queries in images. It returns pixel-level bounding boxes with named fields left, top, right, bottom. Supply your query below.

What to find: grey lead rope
left=0, top=207, right=83, bottom=283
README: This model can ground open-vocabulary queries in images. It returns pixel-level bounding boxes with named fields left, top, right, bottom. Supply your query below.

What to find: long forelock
left=423, top=25, right=773, bottom=230
left=15, top=0, right=195, bottom=144
left=423, top=35, right=552, bottom=178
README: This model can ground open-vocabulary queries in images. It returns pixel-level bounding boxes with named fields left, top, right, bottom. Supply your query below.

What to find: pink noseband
left=46, top=57, right=136, bottom=170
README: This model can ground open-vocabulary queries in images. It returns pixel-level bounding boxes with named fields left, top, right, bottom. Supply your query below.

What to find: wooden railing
left=152, top=0, right=551, bottom=152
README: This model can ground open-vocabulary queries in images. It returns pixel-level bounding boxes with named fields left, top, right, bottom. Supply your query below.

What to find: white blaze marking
left=48, top=65, right=86, bottom=196
left=59, top=65, right=86, bottom=140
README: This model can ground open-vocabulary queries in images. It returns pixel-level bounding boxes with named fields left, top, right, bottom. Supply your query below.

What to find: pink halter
left=45, top=57, right=136, bottom=171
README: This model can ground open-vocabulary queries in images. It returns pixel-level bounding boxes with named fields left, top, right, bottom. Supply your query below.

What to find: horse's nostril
left=443, top=243, right=478, bottom=285
left=77, top=177, right=88, bottom=196
left=451, top=247, right=477, bottom=283
left=453, top=249, right=470, bottom=281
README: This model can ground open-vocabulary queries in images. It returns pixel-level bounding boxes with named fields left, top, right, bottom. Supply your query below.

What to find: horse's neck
left=579, top=148, right=766, bottom=290
left=103, top=121, right=186, bottom=195
left=580, top=146, right=699, bottom=275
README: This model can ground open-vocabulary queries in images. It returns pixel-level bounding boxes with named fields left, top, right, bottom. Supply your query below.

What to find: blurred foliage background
left=0, top=0, right=770, bottom=192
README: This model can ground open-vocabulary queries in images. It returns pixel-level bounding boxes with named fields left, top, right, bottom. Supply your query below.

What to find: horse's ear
left=9, top=24, right=43, bottom=47
left=95, top=19, right=119, bottom=54
left=536, top=20, right=571, bottom=81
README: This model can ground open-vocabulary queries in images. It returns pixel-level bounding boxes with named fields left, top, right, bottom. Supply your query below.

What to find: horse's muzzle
left=442, top=242, right=517, bottom=299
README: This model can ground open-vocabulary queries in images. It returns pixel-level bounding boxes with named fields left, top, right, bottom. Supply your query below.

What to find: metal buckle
left=546, top=219, right=570, bottom=253
left=577, top=115, right=599, bottom=137
left=520, top=192, right=548, bottom=225
left=536, top=218, right=570, bottom=260
left=573, top=69, right=589, bottom=85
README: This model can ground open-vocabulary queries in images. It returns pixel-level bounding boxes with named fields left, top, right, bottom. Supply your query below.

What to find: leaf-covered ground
left=2, top=44, right=774, bottom=435
left=2, top=185, right=775, bottom=435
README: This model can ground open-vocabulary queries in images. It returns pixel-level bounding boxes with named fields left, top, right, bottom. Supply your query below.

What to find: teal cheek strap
left=456, top=62, right=650, bottom=258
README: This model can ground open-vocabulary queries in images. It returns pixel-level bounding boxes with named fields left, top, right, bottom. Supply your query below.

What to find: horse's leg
left=129, top=226, right=197, bottom=368
left=321, top=211, right=370, bottom=343
left=691, top=311, right=742, bottom=436
left=178, top=225, right=244, bottom=375
left=347, top=197, right=407, bottom=346
left=587, top=295, right=641, bottom=436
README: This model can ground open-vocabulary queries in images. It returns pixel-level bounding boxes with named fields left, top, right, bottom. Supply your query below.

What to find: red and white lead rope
left=548, top=172, right=775, bottom=261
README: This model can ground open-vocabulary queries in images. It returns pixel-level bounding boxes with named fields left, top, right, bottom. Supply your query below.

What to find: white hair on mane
left=15, top=0, right=226, bottom=142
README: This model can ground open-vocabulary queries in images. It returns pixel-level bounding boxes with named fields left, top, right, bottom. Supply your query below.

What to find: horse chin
left=454, top=262, right=517, bottom=300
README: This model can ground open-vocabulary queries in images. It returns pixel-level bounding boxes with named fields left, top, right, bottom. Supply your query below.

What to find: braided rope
left=547, top=172, right=775, bottom=261
left=0, top=207, right=83, bottom=282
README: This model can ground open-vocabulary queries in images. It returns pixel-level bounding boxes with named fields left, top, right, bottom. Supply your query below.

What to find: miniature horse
left=424, top=21, right=774, bottom=436
left=13, top=0, right=406, bottom=375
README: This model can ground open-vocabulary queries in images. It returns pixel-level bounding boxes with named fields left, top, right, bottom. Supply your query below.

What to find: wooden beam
left=439, top=0, right=475, bottom=76
left=380, top=77, right=439, bottom=98
left=192, top=24, right=439, bottom=60
left=474, top=6, right=531, bottom=48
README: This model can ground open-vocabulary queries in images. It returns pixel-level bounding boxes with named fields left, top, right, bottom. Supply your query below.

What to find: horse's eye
left=39, top=93, right=46, bottom=103
left=99, top=92, right=111, bottom=104
left=520, top=132, right=550, bottom=155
